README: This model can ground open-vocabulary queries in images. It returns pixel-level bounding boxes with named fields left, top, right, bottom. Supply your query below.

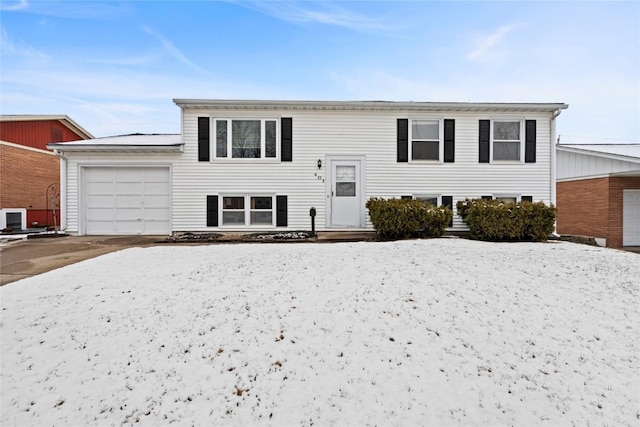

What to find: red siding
left=0, top=120, right=86, bottom=150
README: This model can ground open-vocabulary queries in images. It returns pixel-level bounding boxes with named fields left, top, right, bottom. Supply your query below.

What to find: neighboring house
left=48, top=99, right=567, bottom=236
left=0, top=115, right=93, bottom=230
left=556, top=143, right=640, bottom=248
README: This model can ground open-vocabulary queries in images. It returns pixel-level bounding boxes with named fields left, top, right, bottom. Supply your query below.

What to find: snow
left=1, top=239, right=638, bottom=426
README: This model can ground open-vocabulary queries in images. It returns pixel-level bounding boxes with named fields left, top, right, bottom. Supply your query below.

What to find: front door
left=328, top=159, right=363, bottom=227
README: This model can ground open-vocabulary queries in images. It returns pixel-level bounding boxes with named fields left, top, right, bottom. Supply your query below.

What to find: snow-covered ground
left=1, top=239, right=638, bottom=426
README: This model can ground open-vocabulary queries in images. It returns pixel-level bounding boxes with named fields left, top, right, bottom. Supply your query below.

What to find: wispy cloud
left=466, top=23, right=521, bottom=61
left=237, top=1, right=398, bottom=32
left=0, top=0, right=130, bottom=20
left=0, top=26, right=48, bottom=63
left=142, top=26, right=214, bottom=77
left=0, top=0, right=29, bottom=11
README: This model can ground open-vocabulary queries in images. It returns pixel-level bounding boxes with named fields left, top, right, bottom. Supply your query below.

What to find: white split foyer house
left=47, top=99, right=569, bottom=236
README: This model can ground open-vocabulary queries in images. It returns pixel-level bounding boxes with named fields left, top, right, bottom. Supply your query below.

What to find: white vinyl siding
left=171, top=110, right=553, bottom=232
left=557, top=150, right=639, bottom=181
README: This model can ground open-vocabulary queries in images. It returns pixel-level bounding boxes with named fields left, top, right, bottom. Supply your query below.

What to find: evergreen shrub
left=456, top=198, right=556, bottom=241
left=366, top=197, right=453, bottom=240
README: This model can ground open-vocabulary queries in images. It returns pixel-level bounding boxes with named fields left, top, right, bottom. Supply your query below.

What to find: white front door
left=328, top=158, right=364, bottom=227
left=623, top=189, right=640, bottom=246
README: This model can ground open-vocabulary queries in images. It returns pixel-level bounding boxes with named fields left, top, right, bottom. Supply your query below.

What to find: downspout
left=550, top=108, right=563, bottom=207
left=52, top=149, right=68, bottom=232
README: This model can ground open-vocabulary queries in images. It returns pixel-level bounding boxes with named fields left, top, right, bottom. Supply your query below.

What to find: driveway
left=0, top=235, right=166, bottom=286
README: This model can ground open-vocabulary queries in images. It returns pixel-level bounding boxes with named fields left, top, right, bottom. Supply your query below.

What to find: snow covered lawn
left=1, top=239, right=638, bottom=426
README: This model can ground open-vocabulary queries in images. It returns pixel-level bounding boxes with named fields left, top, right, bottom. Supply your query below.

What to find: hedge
left=456, top=198, right=556, bottom=241
left=366, top=197, right=453, bottom=240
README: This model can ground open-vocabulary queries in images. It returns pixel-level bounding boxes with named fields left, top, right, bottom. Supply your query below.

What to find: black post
left=309, top=207, right=316, bottom=236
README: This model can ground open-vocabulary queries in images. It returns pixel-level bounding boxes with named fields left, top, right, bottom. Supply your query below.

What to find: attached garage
left=623, top=189, right=640, bottom=246
left=47, top=134, right=183, bottom=236
left=83, top=166, right=171, bottom=235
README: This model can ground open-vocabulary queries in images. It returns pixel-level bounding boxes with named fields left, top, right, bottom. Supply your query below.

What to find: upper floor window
left=214, top=119, right=277, bottom=159
left=411, top=119, right=441, bottom=161
left=492, top=120, right=522, bottom=161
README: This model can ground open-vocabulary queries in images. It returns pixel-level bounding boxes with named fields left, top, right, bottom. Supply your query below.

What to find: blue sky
left=1, top=0, right=638, bottom=141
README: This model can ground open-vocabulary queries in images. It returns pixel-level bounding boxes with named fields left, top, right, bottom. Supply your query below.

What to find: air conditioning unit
left=1, top=208, right=27, bottom=231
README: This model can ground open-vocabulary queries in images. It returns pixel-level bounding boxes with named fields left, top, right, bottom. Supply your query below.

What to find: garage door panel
left=116, top=195, right=144, bottom=207
left=84, top=167, right=170, bottom=235
left=115, top=208, right=143, bottom=221
left=144, top=207, right=170, bottom=221
left=116, top=168, right=143, bottom=181
left=116, top=182, right=143, bottom=194
left=144, top=195, right=170, bottom=207
left=87, top=182, right=114, bottom=194
left=86, top=208, right=114, bottom=221
left=86, top=195, right=115, bottom=207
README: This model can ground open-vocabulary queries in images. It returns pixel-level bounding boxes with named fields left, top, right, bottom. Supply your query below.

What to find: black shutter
left=397, top=119, right=408, bottom=162
left=521, top=196, right=533, bottom=202
left=479, top=120, right=490, bottom=163
left=400, top=195, right=412, bottom=200
left=444, top=119, right=455, bottom=163
left=198, top=117, right=210, bottom=162
left=281, top=118, right=292, bottom=162
left=525, top=120, right=536, bottom=163
left=442, top=195, right=453, bottom=226
left=276, top=195, right=288, bottom=227
left=481, top=195, right=493, bottom=200
left=206, top=195, right=218, bottom=226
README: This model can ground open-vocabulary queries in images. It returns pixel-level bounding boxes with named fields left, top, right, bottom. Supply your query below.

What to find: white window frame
left=212, top=118, right=279, bottom=161
left=413, top=194, right=442, bottom=206
left=220, top=194, right=276, bottom=227
left=409, top=118, right=443, bottom=163
left=490, top=118, right=524, bottom=163
left=491, top=194, right=523, bottom=203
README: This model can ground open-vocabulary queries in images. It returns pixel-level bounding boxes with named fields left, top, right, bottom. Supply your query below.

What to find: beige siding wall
left=173, top=109, right=553, bottom=232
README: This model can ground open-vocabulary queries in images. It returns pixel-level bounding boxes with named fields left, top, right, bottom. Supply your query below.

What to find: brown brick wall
left=0, top=144, right=60, bottom=211
left=557, top=176, right=640, bottom=248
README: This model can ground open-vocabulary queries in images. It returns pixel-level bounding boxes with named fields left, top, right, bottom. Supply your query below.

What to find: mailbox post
left=309, top=207, right=317, bottom=236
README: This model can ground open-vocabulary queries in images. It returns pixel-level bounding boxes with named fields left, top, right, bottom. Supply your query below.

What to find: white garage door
left=84, top=167, right=170, bottom=235
left=623, top=189, right=640, bottom=246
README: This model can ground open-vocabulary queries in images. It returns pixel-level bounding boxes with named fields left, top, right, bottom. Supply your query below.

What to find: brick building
left=556, top=144, right=640, bottom=248
left=0, top=115, right=93, bottom=230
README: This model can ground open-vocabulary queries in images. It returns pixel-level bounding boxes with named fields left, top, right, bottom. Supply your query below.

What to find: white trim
left=174, top=99, right=568, bottom=113
left=408, top=117, right=444, bottom=163
left=490, top=118, right=524, bottom=163
left=0, top=208, right=27, bottom=230
left=219, top=194, right=276, bottom=228
left=1, top=140, right=58, bottom=155
left=325, top=155, right=367, bottom=228
left=557, top=145, right=640, bottom=164
left=212, top=117, right=280, bottom=161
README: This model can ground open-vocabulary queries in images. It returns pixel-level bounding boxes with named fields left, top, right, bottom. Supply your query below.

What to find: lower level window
left=415, top=195, right=440, bottom=206
left=222, top=195, right=274, bottom=226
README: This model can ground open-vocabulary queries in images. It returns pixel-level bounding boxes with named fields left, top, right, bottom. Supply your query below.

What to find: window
left=415, top=195, right=440, bottom=206
left=495, top=196, right=517, bottom=204
left=221, top=195, right=275, bottom=226
left=492, top=120, right=522, bottom=161
left=214, top=119, right=278, bottom=159
left=411, top=119, right=440, bottom=161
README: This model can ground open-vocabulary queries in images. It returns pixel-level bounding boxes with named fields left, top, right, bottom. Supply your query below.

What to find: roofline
left=0, top=114, right=94, bottom=139
left=46, top=143, right=184, bottom=153
left=173, top=99, right=568, bottom=113
left=557, top=144, right=640, bottom=164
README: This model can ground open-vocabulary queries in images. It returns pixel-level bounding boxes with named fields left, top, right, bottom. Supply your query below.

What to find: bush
left=456, top=198, right=556, bottom=241
left=366, top=197, right=453, bottom=240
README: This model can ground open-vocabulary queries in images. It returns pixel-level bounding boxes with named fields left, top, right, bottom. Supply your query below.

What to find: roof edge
left=173, top=99, right=568, bottom=112
left=1, top=114, right=94, bottom=139
left=557, top=144, right=640, bottom=163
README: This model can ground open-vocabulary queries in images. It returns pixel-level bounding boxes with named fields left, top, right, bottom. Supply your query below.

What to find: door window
left=335, top=165, right=356, bottom=197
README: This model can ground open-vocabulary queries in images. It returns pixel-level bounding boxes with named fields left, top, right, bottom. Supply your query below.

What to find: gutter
left=550, top=108, right=564, bottom=209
